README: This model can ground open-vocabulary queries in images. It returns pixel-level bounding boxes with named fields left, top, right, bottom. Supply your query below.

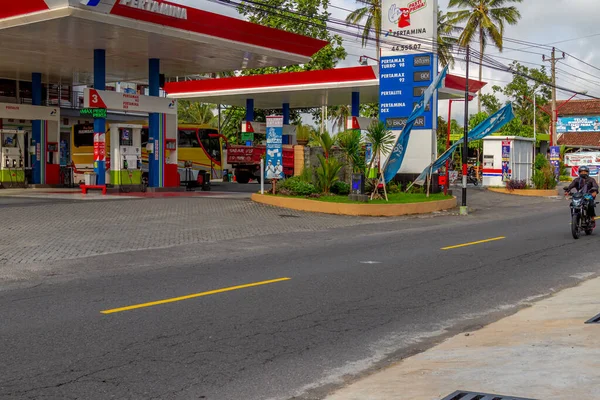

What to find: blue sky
left=174, top=0, right=600, bottom=122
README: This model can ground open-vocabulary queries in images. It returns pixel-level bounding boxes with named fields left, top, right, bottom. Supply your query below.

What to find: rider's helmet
left=579, top=165, right=590, bottom=179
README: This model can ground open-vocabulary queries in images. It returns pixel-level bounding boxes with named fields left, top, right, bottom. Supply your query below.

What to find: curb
left=251, top=193, right=458, bottom=217
left=487, top=187, right=558, bottom=197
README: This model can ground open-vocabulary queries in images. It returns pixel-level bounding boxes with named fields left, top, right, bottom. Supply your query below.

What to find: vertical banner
left=502, top=140, right=511, bottom=182
left=365, top=143, right=373, bottom=165
left=550, top=145, right=560, bottom=178
left=93, top=133, right=106, bottom=162
left=265, top=116, right=284, bottom=180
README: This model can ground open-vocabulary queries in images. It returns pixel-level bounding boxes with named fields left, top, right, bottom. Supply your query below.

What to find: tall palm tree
left=345, top=0, right=382, bottom=57
left=437, top=8, right=461, bottom=68
left=447, top=0, right=522, bottom=112
left=329, top=105, right=351, bottom=133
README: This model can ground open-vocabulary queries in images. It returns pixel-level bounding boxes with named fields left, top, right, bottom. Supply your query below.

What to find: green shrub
left=331, top=181, right=350, bottom=195
left=279, top=176, right=318, bottom=196
left=560, top=175, right=572, bottom=182
left=532, top=165, right=557, bottom=190
left=534, top=153, right=550, bottom=170
left=386, top=181, right=402, bottom=194
left=316, top=155, right=343, bottom=194
left=298, top=167, right=314, bottom=184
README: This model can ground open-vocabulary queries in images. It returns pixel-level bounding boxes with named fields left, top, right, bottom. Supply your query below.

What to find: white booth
left=482, top=136, right=534, bottom=187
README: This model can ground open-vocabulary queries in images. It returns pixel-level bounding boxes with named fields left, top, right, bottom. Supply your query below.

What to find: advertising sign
left=0, top=103, right=59, bottom=121
left=93, top=133, right=106, bottom=162
left=381, top=0, right=436, bottom=56
left=502, top=140, right=511, bottom=182
left=265, top=116, right=284, bottom=180
left=365, top=143, right=373, bottom=165
left=550, top=145, right=560, bottom=178
left=556, top=116, right=600, bottom=133
left=84, top=89, right=177, bottom=114
left=379, top=54, right=435, bottom=130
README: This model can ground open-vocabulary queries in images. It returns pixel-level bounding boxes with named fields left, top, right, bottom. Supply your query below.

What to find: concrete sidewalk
left=325, top=277, right=600, bottom=400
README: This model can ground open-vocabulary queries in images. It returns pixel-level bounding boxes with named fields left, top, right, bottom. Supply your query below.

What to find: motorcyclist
left=564, top=165, right=598, bottom=222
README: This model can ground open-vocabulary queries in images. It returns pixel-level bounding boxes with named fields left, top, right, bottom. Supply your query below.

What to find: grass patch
left=264, top=192, right=451, bottom=204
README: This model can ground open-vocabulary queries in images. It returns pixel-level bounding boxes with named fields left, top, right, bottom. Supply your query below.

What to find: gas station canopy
left=0, top=1, right=328, bottom=84
left=164, top=66, right=488, bottom=108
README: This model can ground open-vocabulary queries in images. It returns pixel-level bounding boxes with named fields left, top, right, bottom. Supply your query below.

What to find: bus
left=71, top=122, right=223, bottom=184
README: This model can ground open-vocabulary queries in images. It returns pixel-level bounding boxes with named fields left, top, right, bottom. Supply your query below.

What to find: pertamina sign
left=382, top=0, right=436, bottom=56
left=118, top=0, right=188, bottom=20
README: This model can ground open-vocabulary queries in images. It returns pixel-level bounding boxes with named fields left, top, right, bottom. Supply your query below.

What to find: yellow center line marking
left=441, top=236, right=506, bottom=250
left=100, top=277, right=291, bottom=314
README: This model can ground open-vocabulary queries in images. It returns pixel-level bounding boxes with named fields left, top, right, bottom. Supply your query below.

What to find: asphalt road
left=1, top=191, right=598, bottom=400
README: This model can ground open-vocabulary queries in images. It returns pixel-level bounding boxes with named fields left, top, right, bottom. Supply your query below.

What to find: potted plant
left=296, top=124, right=311, bottom=146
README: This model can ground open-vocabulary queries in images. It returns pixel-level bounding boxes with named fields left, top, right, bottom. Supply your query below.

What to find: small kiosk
left=482, top=136, right=534, bottom=187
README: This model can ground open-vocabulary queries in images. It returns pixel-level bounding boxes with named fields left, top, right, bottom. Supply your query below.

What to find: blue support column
left=246, top=99, right=254, bottom=122
left=282, top=103, right=290, bottom=144
left=94, top=49, right=106, bottom=185
left=31, top=73, right=43, bottom=184
left=148, top=58, right=161, bottom=188
left=282, top=103, right=290, bottom=125
left=351, top=91, right=360, bottom=117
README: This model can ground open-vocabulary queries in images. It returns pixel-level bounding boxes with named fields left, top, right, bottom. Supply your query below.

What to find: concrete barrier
left=251, top=193, right=457, bottom=217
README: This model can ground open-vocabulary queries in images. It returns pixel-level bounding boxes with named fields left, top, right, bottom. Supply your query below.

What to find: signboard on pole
left=550, top=145, right=560, bottom=178
left=379, top=54, right=435, bottom=130
left=502, top=140, right=511, bottom=182
left=381, top=0, right=436, bottom=56
left=265, top=116, right=283, bottom=180
left=84, top=89, right=177, bottom=114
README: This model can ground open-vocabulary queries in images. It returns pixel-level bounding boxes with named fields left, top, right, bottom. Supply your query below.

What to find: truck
left=227, top=145, right=295, bottom=183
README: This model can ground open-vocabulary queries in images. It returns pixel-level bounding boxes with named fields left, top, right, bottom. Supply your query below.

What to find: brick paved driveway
left=0, top=197, right=378, bottom=266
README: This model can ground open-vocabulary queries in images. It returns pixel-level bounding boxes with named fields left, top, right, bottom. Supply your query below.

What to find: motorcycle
left=467, top=166, right=479, bottom=186
left=566, top=189, right=596, bottom=239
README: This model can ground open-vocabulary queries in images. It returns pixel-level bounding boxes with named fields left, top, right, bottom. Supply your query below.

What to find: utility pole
left=543, top=47, right=565, bottom=147
left=461, top=46, right=470, bottom=216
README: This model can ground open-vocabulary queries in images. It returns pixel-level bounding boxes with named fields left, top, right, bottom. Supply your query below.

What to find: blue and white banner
left=382, top=65, right=448, bottom=183
left=265, top=116, right=284, bottom=180
left=557, top=116, right=600, bottom=133
left=415, top=103, right=516, bottom=184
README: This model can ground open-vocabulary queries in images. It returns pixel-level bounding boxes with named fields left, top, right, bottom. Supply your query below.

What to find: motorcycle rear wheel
left=572, top=213, right=581, bottom=239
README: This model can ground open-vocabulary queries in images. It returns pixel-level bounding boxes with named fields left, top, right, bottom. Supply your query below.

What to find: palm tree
left=345, top=0, right=382, bottom=57
left=447, top=0, right=523, bottom=112
left=437, top=8, right=461, bottom=68
left=329, top=105, right=351, bottom=133
left=178, top=101, right=218, bottom=126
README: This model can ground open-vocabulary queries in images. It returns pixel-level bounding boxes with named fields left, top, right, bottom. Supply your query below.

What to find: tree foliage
left=447, top=0, right=523, bottom=112
left=178, top=101, right=218, bottom=126
left=218, top=0, right=348, bottom=139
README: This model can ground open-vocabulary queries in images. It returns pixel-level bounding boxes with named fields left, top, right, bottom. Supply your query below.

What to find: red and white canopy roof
left=164, top=65, right=487, bottom=108
left=0, top=1, right=327, bottom=84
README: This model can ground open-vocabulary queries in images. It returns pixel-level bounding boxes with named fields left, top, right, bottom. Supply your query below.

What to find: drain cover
left=585, top=313, right=600, bottom=324
left=440, top=391, right=538, bottom=400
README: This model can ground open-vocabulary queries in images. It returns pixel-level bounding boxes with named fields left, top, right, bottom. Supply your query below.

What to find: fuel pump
left=45, top=142, right=60, bottom=185
left=0, top=129, right=26, bottom=187
left=109, top=124, right=142, bottom=188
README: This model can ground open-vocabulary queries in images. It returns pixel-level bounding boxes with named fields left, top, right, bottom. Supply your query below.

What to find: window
left=73, top=124, right=94, bottom=147
left=178, top=129, right=200, bottom=148
left=198, top=129, right=221, bottom=162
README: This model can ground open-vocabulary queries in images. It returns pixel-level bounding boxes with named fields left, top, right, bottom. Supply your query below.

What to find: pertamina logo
left=388, top=0, right=427, bottom=28
left=80, top=0, right=102, bottom=5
